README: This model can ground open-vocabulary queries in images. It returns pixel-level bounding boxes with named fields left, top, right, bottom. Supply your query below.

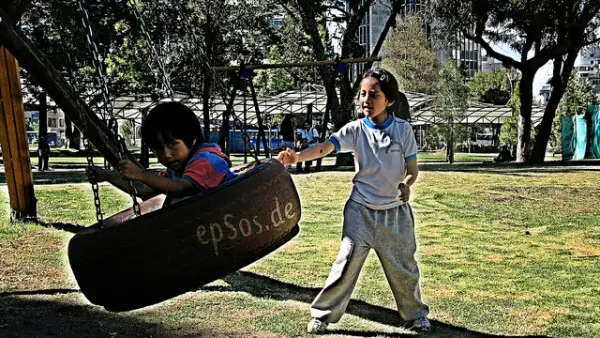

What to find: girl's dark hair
left=361, top=68, right=410, bottom=120
left=142, top=101, right=204, bottom=150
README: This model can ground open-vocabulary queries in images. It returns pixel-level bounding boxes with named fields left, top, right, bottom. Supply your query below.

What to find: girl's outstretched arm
left=277, top=141, right=335, bottom=166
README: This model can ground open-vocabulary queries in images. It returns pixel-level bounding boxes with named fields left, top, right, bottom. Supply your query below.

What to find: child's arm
left=277, top=141, right=335, bottom=166
left=86, top=166, right=158, bottom=200
left=117, top=160, right=197, bottom=198
left=398, top=159, right=419, bottom=202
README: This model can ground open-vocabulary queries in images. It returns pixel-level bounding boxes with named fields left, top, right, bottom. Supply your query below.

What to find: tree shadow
left=204, top=271, right=552, bottom=338
left=0, top=293, right=197, bottom=338
left=418, top=160, right=600, bottom=175
left=294, top=160, right=600, bottom=176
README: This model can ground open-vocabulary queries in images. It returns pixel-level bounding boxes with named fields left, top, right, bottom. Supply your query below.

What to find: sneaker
left=409, top=316, right=431, bottom=333
left=307, top=317, right=328, bottom=334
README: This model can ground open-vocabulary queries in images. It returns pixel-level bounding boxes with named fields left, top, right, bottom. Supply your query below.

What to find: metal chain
left=83, top=138, right=104, bottom=222
left=55, top=4, right=105, bottom=224
left=78, top=0, right=113, bottom=122
left=117, top=129, right=142, bottom=217
left=78, top=0, right=141, bottom=217
left=126, top=0, right=174, bottom=98
left=173, top=1, right=259, bottom=162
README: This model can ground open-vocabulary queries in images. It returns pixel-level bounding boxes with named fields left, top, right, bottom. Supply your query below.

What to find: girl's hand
left=277, top=148, right=299, bottom=166
left=398, top=182, right=410, bottom=202
left=118, top=160, right=145, bottom=181
left=85, top=166, right=111, bottom=182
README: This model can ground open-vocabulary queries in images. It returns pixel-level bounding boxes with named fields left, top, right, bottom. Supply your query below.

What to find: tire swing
left=68, top=159, right=301, bottom=312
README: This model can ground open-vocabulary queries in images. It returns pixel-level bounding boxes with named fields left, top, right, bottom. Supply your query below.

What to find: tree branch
left=346, top=0, right=376, bottom=36
left=352, top=0, right=404, bottom=91
left=275, top=1, right=301, bottom=26
left=461, top=29, right=520, bottom=69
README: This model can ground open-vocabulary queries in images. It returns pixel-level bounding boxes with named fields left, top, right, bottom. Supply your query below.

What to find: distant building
left=576, top=47, right=600, bottom=93
left=24, top=109, right=67, bottom=147
left=537, top=84, right=551, bottom=105
left=344, top=0, right=484, bottom=81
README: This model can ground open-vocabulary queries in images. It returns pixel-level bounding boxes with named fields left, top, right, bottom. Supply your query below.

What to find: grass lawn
left=1, top=167, right=599, bottom=337
left=12, top=151, right=564, bottom=175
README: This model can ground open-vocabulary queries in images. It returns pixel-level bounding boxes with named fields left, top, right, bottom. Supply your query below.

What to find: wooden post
left=0, top=46, right=36, bottom=220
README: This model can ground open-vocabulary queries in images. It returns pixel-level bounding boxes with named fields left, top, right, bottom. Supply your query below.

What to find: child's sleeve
left=182, top=158, right=227, bottom=191
left=403, top=123, right=419, bottom=161
left=328, top=121, right=359, bottom=153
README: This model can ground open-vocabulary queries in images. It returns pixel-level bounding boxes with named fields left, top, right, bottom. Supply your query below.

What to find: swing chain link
left=55, top=2, right=105, bottom=223
left=78, top=0, right=141, bottom=217
left=115, top=123, right=142, bottom=217
left=84, top=138, right=104, bottom=222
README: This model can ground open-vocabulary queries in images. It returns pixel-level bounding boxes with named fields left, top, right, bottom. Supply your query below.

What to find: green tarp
left=562, top=114, right=587, bottom=160
left=589, top=105, right=600, bottom=159
left=561, top=105, right=600, bottom=160
left=562, top=115, right=575, bottom=160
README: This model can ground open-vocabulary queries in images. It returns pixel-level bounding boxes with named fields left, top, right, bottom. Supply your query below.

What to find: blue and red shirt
left=161, top=142, right=236, bottom=206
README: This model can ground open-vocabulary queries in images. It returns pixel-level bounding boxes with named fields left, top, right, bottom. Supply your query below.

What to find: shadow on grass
left=0, top=295, right=189, bottom=338
left=287, top=160, right=600, bottom=176
left=417, top=160, right=600, bottom=175
left=205, top=271, right=552, bottom=338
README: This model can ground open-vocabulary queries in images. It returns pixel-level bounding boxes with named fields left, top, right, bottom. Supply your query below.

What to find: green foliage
left=21, top=1, right=121, bottom=97
left=382, top=14, right=440, bottom=94
left=468, top=68, right=514, bottom=105
left=120, top=119, right=134, bottom=141
left=25, top=118, right=37, bottom=132
left=557, top=70, right=598, bottom=117
left=499, top=113, right=518, bottom=149
left=21, top=0, right=278, bottom=99
left=433, top=60, right=471, bottom=162
left=255, top=45, right=295, bottom=95
left=499, top=84, right=520, bottom=148
left=254, top=5, right=322, bottom=97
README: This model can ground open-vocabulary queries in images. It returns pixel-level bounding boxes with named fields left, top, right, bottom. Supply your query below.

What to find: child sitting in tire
left=86, top=102, right=237, bottom=207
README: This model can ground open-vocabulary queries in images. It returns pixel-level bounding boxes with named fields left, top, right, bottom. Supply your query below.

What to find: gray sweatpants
left=310, top=199, right=429, bottom=323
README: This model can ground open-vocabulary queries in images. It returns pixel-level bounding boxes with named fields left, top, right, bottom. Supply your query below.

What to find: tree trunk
left=64, top=117, right=81, bottom=150
left=447, top=126, right=454, bottom=163
left=529, top=52, right=578, bottom=164
left=38, top=92, right=48, bottom=144
left=516, top=69, right=535, bottom=162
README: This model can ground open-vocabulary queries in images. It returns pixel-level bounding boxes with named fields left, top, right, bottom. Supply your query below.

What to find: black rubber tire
left=68, top=159, right=301, bottom=312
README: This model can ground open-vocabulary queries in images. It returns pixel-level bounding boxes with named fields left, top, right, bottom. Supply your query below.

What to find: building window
left=59, top=119, right=64, bottom=127
left=268, top=18, right=283, bottom=27
left=48, top=118, right=57, bottom=128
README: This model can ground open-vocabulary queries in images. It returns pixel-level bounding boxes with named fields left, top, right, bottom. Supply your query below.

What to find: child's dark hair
left=361, top=68, right=410, bottom=120
left=142, top=101, right=203, bottom=150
